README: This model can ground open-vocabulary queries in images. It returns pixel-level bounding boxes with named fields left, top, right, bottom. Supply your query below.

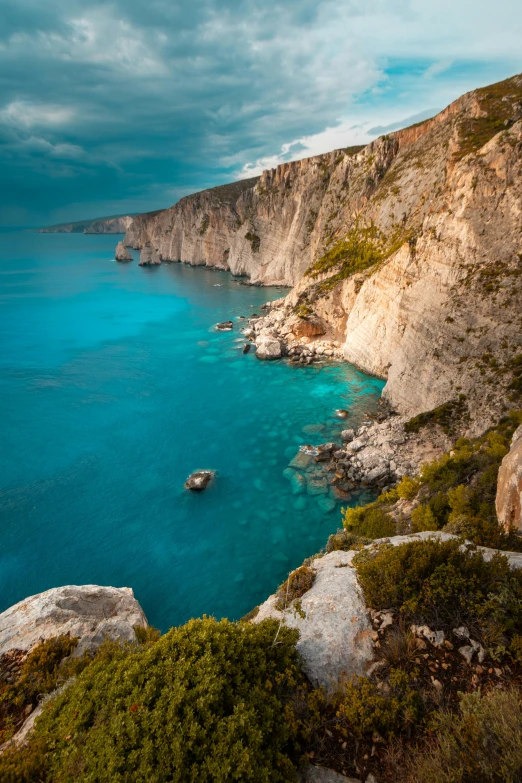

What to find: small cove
left=0, top=230, right=385, bottom=629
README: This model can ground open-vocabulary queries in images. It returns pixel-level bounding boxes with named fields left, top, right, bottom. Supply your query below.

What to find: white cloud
left=0, top=101, right=74, bottom=128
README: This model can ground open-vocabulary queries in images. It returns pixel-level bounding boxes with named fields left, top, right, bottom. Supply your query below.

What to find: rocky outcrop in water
left=0, top=585, right=148, bottom=657
left=115, top=241, right=133, bottom=262
left=496, top=425, right=522, bottom=531
left=123, top=74, right=522, bottom=432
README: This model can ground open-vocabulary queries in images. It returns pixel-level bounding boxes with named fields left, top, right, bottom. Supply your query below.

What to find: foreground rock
left=254, top=550, right=374, bottom=693
left=300, top=766, right=361, bottom=783
left=184, top=469, right=216, bottom=491
left=216, top=320, right=233, bottom=331
left=496, top=425, right=522, bottom=532
left=0, top=585, right=148, bottom=657
left=115, top=241, right=132, bottom=262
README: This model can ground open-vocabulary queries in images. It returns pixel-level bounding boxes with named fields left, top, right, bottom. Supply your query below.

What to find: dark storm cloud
left=0, top=0, right=520, bottom=225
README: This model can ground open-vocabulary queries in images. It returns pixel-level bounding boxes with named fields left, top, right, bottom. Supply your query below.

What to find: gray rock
left=254, top=550, right=373, bottom=693
left=216, top=320, right=233, bottom=331
left=0, top=585, right=148, bottom=657
left=341, top=429, right=355, bottom=442
left=115, top=241, right=132, bottom=262
left=255, top=335, right=282, bottom=359
left=184, top=470, right=216, bottom=491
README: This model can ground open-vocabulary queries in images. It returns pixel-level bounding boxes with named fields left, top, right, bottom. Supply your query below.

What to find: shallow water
left=0, top=230, right=384, bottom=630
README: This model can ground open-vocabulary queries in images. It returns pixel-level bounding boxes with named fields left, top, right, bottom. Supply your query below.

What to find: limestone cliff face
left=124, top=74, right=522, bottom=429
left=39, top=215, right=136, bottom=234
left=496, top=426, right=522, bottom=531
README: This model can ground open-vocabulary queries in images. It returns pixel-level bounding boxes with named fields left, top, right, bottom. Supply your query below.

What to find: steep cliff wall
left=124, top=74, right=522, bottom=430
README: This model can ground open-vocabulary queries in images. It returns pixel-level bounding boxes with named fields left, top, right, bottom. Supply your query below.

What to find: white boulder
left=254, top=550, right=373, bottom=693
left=255, top=335, right=282, bottom=359
left=0, top=585, right=148, bottom=656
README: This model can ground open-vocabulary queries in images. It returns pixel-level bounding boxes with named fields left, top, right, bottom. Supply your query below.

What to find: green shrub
left=0, top=618, right=304, bottom=783
left=404, top=398, right=468, bottom=435
left=336, top=668, right=422, bottom=740
left=275, top=565, right=316, bottom=610
left=407, top=687, right=522, bottom=782
left=0, top=635, right=78, bottom=744
left=354, top=538, right=522, bottom=659
left=343, top=503, right=396, bottom=539
left=396, top=475, right=421, bottom=500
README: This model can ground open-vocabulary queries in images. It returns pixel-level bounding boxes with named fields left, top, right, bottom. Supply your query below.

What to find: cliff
left=124, top=74, right=522, bottom=431
left=38, top=211, right=162, bottom=234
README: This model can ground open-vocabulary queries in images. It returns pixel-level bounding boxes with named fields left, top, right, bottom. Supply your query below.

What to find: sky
left=0, top=0, right=521, bottom=227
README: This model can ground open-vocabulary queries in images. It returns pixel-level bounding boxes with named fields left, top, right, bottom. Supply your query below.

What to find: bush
left=336, top=668, right=422, bottom=740
left=407, top=687, right=522, bottom=782
left=343, top=504, right=396, bottom=539
left=354, top=538, right=522, bottom=659
left=0, top=635, right=78, bottom=744
left=0, top=618, right=305, bottom=783
left=275, top=565, right=316, bottom=610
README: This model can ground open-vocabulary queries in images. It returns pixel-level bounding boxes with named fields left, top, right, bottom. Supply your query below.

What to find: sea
left=0, top=229, right=385, bottom=630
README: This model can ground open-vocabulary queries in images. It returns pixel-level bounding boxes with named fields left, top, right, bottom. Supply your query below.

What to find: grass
left=275, top=564, right=316, bottom=610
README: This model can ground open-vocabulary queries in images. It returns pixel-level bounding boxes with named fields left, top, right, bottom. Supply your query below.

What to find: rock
left=365, top=465, right=389, bottom=485
left=458, top=645, right=476, bottom=664
left=115, top=241, right=132, bottom=262
left=289, top=316, right=326, bottom=339
left=306, top=474, right=329, bottom=496
left=411, top=625, right=445, bottom=648
left=138, top=244, right=161, bottom=266
left=0, top=585, right=148, bottom=657
left=254, top=550, right=373, bottom=693
left=242, top=343, right=251, bottom=354
left=290, top=451, right=314, bottom=470
left=255, top=335, right=282, bottom=359
left=216, top=320, right=234, bottom=331
left=496, top=425, right=522, bottom=531
left=346, top=438, right=366, bottom=453
left=453, top=626, right=470, bottom=640
left=290, top=472, right=306, bottom=495
left=184, top=470, right=216, bottom=491
left=299, top=766, right=361, bottom=782
left=317, top=495, right=336, bottom=513
left=335, top=409, right=349, bottom=419
left=341, top=429, right=355, bottom=442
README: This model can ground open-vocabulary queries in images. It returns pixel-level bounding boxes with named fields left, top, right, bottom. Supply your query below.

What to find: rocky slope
left=122, top=74, right=522, bottom=432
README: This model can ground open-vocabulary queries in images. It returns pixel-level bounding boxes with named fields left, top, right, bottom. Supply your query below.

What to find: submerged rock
left=184, top=470, right=216, bottom=491
left=335, top=409, right=349, bottom=419
left=115, top=241, right=132, bottom=262
left=242, top=343, right=251, bottom=354
left=0, top=585, right=148, bottom=657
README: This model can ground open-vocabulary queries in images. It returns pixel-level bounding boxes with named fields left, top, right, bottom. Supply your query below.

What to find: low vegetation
left=275, top=564, right=316, bottom=611
left=0, top=619, right=305, bottom=783
left=334, top=410, right=522, bottom=551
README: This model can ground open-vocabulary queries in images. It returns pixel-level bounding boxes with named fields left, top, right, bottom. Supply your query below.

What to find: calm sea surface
left=0, top=230, right=384, bottom=630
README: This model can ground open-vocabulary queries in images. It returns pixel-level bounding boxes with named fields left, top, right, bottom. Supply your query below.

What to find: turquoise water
left=0, top=230, right=384, bottom=630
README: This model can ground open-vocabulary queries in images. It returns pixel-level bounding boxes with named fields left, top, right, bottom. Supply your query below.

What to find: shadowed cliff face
left=124, top=74, right=522, bottom=430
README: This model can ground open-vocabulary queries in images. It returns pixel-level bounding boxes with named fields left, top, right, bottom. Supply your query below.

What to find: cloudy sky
left=1, top=0, right=521, bottom=227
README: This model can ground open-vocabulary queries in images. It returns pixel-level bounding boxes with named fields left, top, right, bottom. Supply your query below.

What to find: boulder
left=184, top=470, right=216, bottom=491
left=288, top=315, right=326, bottom=339
left=341, top=429, right=355, bottom=442
left=496, top=425, right=522, bottom=531
left=255, top=335, right=282, bottom=359
left=242, top=343, right=251, bottom=354
left=0, top=585, right=148, bottom=657
left=115, top=241, right=132, bottom=262
left=254, top=550, right=374, bottom=693
left=216, top=321, right=234, bottom=331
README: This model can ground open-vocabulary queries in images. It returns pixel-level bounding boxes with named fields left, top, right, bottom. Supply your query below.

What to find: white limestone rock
left=254, top=550, right=373, bottom=694
left=0, top=585, right=148, bottom=656
left=496, top=425, right=522, bottom=532
left=115, top=241, right=132, bottom=262
left=255, top=335, right=282, bottom=359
